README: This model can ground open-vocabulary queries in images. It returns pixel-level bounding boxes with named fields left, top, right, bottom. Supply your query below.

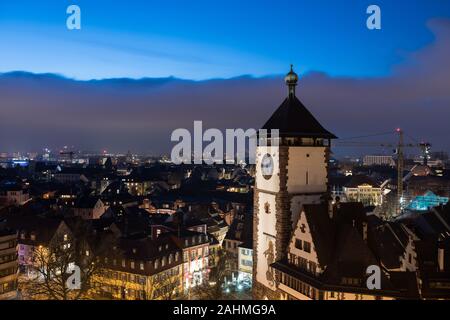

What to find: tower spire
left=285, top=64, right=298, bottom=98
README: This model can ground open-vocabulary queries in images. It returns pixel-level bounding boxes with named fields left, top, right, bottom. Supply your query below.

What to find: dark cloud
left=1, top=19, right=450, bottom=156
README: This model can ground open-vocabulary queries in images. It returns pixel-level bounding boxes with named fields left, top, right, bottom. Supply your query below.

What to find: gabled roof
left=368, top=222, right=410, bottom=269
left=302, top=204, right=335, bottom=266
left=6, top=215, right=67, bottom=246
left=262, top=96, right=336, bottom=139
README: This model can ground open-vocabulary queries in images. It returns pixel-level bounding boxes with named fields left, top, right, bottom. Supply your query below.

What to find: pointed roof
left=262, top=96, right=337, bottom=139
left=262, top=66, right=337, bottom=139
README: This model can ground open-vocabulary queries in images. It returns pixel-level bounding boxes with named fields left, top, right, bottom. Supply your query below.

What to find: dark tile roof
left=5, top=215, right=65, bottom=246
left=302, top=204, right=335, bottom=266
left=286, top=202, right=421, bottom=298
left=368, top=222, right=409, bottom=269
left=74, top=197, right=102, bottom=208
left=225, top=212, right=253, bottom=244
left=262, top=96, right=336, bottom=139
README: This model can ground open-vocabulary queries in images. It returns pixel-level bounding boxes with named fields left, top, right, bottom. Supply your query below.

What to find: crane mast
left=396, top=129, right=404, bottom=215
left=335, top=129, right=431, bottom=217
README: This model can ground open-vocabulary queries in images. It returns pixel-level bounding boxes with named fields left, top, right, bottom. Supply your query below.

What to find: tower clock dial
left=261, top=153, right=274, bottom=180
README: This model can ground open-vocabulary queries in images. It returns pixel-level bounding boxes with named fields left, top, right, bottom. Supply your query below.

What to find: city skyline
left=1, top=2, right=450, bottom=155
left=1, top=2, right=450, bottom=304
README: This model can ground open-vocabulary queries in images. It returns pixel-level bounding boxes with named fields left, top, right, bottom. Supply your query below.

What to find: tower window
left=295, top=239, right=302, bottom=250
left=264, top=202, right=271, bottom=214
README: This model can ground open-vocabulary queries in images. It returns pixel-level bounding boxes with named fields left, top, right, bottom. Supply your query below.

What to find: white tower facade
left=253, top=66, right=336, bottom=299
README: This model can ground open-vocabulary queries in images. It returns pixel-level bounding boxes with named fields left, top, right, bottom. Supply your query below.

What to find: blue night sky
left=1, top=0, right=450, bottom=80
left=1, top=1, right=450, bottom=155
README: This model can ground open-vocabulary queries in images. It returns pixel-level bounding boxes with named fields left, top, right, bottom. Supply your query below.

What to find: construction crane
left=335, top=129, right=432, bottom=215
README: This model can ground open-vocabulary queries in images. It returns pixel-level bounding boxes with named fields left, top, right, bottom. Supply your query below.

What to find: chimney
left=328, top=196, right=341, bottom=219
left=438, top=247, right=445, bottom=272
left=328, top=199, right=334, bottom=219
left=363, top=222, right=368, bottom=242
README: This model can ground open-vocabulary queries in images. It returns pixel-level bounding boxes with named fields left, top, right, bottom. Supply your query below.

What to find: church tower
left=253, top=66, right=337, bottom=299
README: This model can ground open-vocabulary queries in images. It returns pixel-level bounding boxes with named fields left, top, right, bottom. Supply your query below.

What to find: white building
left=363, top=155, right=395, bottom=167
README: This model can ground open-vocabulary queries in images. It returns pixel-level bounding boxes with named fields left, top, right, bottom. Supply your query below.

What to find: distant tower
left=253, top=66, right=336, bottom=299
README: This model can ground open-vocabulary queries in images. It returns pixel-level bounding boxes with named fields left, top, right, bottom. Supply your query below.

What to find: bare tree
left=19, top=222, right=119, bottom=300
left=190, top=249, right=232, bottom=300
left=146, top=266, right=185, bottom=300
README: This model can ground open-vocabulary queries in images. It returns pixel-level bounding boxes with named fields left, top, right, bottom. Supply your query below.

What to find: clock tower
left=253, top=66, right=337, bottom=299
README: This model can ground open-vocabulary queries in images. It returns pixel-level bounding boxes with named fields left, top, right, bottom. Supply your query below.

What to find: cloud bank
left=1, top=19, right=449, bottom=156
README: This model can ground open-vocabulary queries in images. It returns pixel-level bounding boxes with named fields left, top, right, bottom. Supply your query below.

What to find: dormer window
left=132, top=248, right=137, bottom=254
left=30, top=232, right=36, bottom=241
left=20, top=232, right=26, bottom=240
left=63, top=234, right=68, bottom=241
left=169, top=254, right=173, bottom=264
left=154, top=259, right=159, bottom=269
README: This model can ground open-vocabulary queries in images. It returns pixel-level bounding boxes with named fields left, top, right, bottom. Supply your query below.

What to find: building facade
left=252, top=67, right=420, bottom=300
left=0, top=228, right=18, bottom=300
left=363, top=155, right=395, bottom=167
left=253, top=66, right=336, bottom=299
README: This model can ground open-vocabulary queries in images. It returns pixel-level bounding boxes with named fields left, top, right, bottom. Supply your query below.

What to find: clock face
left=261, top=153, right=274, bottom=180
